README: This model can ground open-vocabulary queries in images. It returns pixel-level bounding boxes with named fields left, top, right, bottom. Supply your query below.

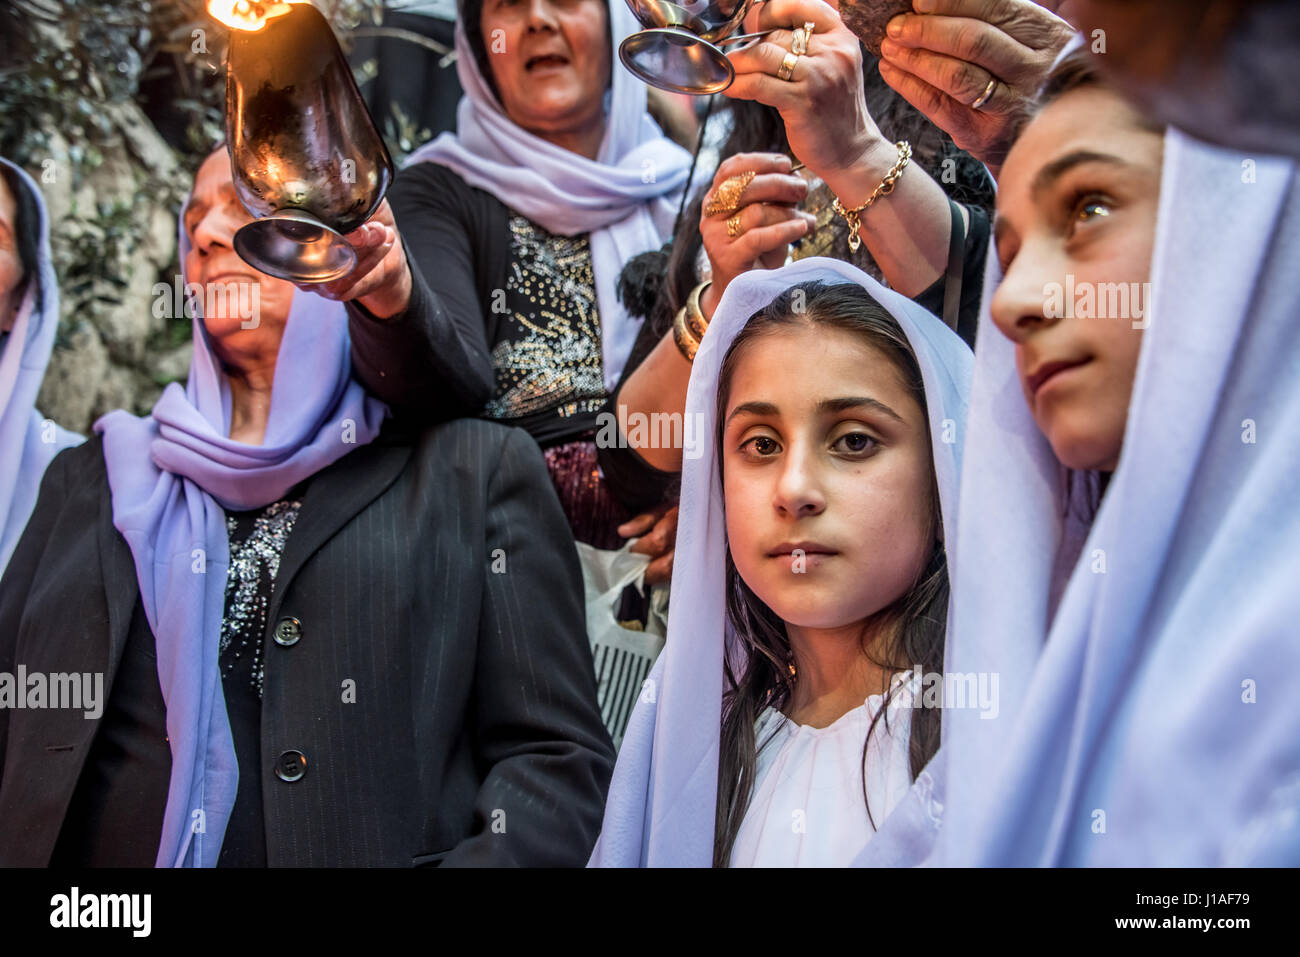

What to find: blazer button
left=275, top=750, right=307, bottom=782
left=273, top=616, right=302, bottom=647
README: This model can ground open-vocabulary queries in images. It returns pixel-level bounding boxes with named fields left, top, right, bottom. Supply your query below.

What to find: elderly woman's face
left=480, top=0, right=611, bottom=142
left=991, top=85, right=1164, bottom=473
left=0, top=174, right=25, bottom=335
left=182, top=151, right=295, bottom=360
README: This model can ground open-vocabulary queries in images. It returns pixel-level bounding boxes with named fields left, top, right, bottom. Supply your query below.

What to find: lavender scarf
left=0, top=157, right=83, bottom=576
left=404, top=2, right=692, bottom=391
left=94, top=219, right=387, bottom=867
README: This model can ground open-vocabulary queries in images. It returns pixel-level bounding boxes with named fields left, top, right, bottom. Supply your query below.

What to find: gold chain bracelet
left=831, top=140, right=912, bottom=253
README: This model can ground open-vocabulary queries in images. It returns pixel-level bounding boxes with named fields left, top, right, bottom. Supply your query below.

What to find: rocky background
left=1, top=0, right=441, bottom=434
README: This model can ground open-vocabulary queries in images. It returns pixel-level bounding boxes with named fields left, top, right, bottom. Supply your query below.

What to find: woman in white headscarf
left=589, top=257, right=972, bottom=866
left=866, top=47, right=1300, bottom=867
left=323, top=0, right=693, bottom=556
left=0, top=157, right=82, bottom=578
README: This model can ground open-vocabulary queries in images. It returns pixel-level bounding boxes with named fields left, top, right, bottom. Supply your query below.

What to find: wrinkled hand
left=874, top=0, right=1076, bottom=172
left=699, top=152, right=813, bottom=312
left=618, top=504, right=679, bottom=587
left=727, top=0, right=882, bottom=182
left=293, top=198, right=412, bottom=319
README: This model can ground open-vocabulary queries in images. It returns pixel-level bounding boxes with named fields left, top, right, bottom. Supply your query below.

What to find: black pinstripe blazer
left=0, top=417, right=614, bottom=866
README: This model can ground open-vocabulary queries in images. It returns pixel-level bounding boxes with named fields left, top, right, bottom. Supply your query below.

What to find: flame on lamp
left=206, top=0, right=310, bottom=32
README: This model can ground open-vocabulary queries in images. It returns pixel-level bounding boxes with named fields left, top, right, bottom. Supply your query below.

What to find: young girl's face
left=721, top=323, right=936, bottom=632
left=991, top=85, right=1164, bottom=472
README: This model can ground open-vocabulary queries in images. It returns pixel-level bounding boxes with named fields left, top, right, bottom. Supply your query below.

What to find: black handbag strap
left=942, top=199, right=966, bottom=334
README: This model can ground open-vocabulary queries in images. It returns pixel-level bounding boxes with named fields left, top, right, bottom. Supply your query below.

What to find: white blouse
left=730, top=670, right=920, bottom=867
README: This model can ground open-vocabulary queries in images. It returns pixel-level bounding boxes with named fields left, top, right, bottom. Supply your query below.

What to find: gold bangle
left=672, top=304, right=700, bottom=363
left=830, top=140, right=912, bottom=253
left=686, top=280, right=711, bottom=341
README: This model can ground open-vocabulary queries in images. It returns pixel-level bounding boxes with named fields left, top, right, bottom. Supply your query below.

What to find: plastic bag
left=575, top=540, right=669, bottom=750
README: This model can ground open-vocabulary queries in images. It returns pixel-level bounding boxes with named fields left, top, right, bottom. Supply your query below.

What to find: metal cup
left=619, top=0, right=765, bottom=95
left=224, top=2, right=394, bottom=283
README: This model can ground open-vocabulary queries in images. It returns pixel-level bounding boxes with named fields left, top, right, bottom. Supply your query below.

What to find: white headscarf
left=405, top=3, right=693, bottom=390
left=590, top=258, right=974, bottom=866
left=903, top=129, right=1300, bottom=866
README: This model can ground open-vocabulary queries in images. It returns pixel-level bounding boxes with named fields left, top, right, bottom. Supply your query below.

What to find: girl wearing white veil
left=866, top=47, right=1300, bottom=867
left=590, top=257, right=972, bottom=866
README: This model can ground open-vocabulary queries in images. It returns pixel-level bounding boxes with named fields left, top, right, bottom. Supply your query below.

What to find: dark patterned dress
left=486, top=214, right=634, bottom=549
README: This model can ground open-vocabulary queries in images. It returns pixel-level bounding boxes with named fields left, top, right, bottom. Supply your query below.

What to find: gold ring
left=777, top=50, right=800, bottom=82
left=971, top=77, right=997, bottom=110
left=703, top=170, right=756, bottom=217
left=726, top=212, right=744, bottom=238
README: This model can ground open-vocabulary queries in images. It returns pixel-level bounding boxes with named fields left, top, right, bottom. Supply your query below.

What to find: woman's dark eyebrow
left=993, top=151, right=1131, bottom=251
left=816, top=396, right=905, bottom=424
left=1030, top=150, right=1130, bottom=201
left=726, top=400, right=779, bottom=425
left=727, top=396, right=906, bottom=426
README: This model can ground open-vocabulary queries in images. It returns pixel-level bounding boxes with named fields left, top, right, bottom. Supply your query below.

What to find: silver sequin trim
left=221, top=499, right=302, bottom=698
left=483, top=215, right=606, bottom=420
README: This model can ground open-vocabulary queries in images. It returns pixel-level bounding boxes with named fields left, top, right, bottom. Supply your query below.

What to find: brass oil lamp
left=210, top=1, right=394, bottom=283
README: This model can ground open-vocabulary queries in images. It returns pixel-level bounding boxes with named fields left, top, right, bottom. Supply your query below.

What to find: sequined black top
left=483, top=214, right=609, bottom=446
left=216, top=496, right=303, bottom=867
left=349, top=161, right=679, bottom=519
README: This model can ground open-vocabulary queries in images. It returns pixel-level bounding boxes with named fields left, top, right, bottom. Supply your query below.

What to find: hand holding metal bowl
left=222, top=2, right=395, bottom=283
left=619, top=0, right=773, bottom=94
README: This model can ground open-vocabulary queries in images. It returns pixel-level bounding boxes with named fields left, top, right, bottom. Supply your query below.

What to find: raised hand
left=294, top=198, right=412, bottom=319
left=699, top=151, right=815, bottom=318
left=871, top=0, right=1075, bottom=173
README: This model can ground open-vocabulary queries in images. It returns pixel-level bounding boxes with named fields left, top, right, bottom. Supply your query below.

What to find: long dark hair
left=617, top=98, right=793, bottom=344
left=711, top=281, right=948, bottom=867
